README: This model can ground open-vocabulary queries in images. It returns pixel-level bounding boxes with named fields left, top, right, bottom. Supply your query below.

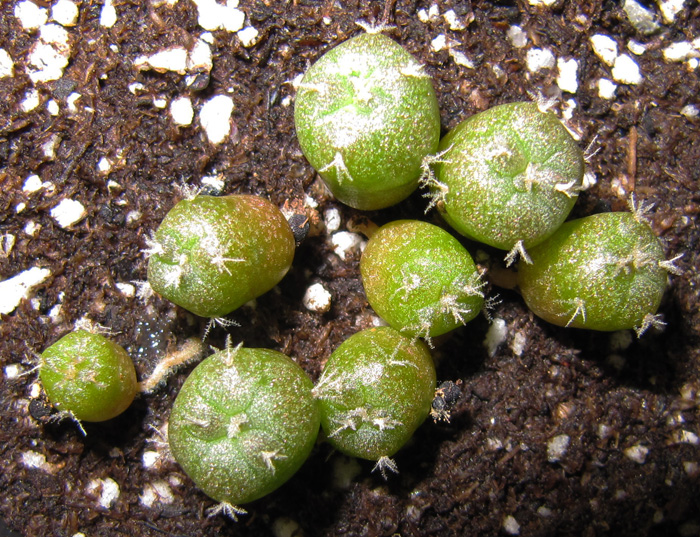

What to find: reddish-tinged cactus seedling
left=39, top=330, right=138, bottom=422
left=518, top=207, right=680, bottom=335
left=294, top=31, right=441, bottom=210
left=426, top=101, right=584, bottom=264
left=146, top=195, right=295, bottom=318
left=313, top=327, right=436, bottom=476
left=168, top=344, right=320, bottom=516
left=361, top=220, right=484, bottom=342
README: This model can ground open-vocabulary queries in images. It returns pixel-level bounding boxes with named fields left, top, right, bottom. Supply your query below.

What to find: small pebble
left=46, top=99, right=61, bottom=116
left=557, top=57, right=578, bottom=93
left=324, top=208, right=341, bottom=233
left=171, top=97, right=194, bottom=126
left=193, top=0, right=245, bottom=32
left=134, top=47, right=188, bottom=74
left=15, top=1, right=48, bottom=30
left=680, top=104, right=699, bottom=118
left=97, top=157, right=112, bottom=173
left=663, top=42, right=699, bottom=62
left=0, top=267, right=52, bottom=315
left=484, top=318, right=507, bottom=357
left=87, top=478, right=120, bottom=509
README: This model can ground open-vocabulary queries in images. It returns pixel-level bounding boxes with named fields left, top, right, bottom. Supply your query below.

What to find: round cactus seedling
left=168, top=345, right=320, bottom=510
left=294, top=31, right=441, bottom=210
left=39, top=330, right=138, bottom=422
left=426, top=101, right=584, bottom=264
left=146, top=195, right=295, bottom=318
left=518, top=209, right=676, bottom=335
left=313, top=327, right=436, bottom=473
left=361, top=220, right=484, bottom=341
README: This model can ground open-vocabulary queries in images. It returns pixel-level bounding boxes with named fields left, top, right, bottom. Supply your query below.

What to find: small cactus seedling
left=313, top=327, right=436, bottom=475
left=146, top=195, right=295, bottom=318
left=168, top=344, right=320, bottom=513
left=518, top=209, right=679, bottom=335
left=360, top=220, right=484, bottom=341
left=426, top=101, right=584, bottom=264
left=294, top=32, right=441, bottom=210
left=39, top=330, right=138, bottom=422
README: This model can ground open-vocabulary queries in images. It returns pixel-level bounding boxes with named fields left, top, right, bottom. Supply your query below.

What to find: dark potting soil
left=1, top=1, right=699, bottom=536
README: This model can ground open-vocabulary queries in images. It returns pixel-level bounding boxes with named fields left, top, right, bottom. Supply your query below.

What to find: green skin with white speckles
left=168, top=347, right=320, bottom=505
left=314, top=327, right=436, bottom=461
left=433, top=102, right=584, bottom=250
left=40, top=330, right=137, bottom=422
left=147, top=195, right=295, bottom=318
left=294, top=33, right=441, bottom=210
left=518, top=212, right=667, bottom=331
left=361, top=220, right=484, bottom=338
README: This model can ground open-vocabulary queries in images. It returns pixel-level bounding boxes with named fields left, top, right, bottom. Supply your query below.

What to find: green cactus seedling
left=39, top=330, right=138, bottom=422
left=361, top=220, right=484, bottom=341
left=313, top=327, right=436, bottom=475
left=294, top=31, right=441, bottom=210
left=168, top=344, right=320, bottom=516
left=146, top=195, right=295, bottom=318
left=518, top=208, right=679, bottom=335
left=426, top=101, right=585, bottom=264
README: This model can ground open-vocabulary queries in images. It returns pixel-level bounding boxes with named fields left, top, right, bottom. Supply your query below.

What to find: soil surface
left=1, top=1, right=699, bottom=536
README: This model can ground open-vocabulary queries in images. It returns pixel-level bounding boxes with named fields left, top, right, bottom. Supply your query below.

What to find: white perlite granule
left=484, top=318, right=507, bottom=357
left=0, top=49, right=14, bottom=78
left=547, top=434, right=570, bottom=462
left=612, top=54, right=642, bottom=84
left=199, top=95, right=234, bottom=144
left=623, top=444, right=649, bottom=464
left=0, top=267, right=51, bottom=315
left=303, top=283, right=332, bottom=313
left=50, top=199, right=87, bottom=228
left=52, top=0, right=79, bottom=26
left=170, top=96, right=194, bottom=126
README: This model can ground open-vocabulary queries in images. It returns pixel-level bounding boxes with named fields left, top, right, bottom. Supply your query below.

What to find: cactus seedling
left=518, top=208, right=678, bottom=335
left=426, top=101, right=585, bottom=264
left=294, top=31, right=441, bottom=210
left=146, top=195, right=295, bottom=318
left=361, top=220, right=484, bottom=341
left=313, top=327, right=436, bottom=475
left=168, top=344, right=320, bottom=514
left=39, top=330, right=138, bottom=422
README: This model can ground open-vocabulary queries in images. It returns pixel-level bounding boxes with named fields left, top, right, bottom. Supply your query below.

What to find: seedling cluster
left=35, top=26, right=681, bottom=522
